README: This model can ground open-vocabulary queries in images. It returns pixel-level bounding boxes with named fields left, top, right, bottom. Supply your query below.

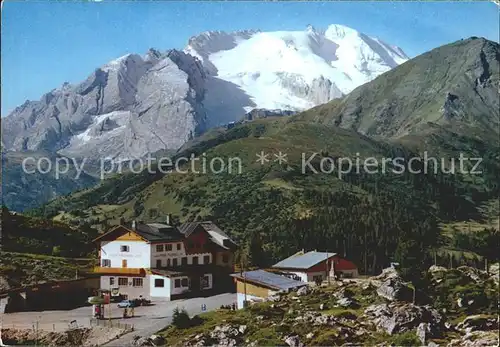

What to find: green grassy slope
left=26, top=38, right=500, bottom=276
left=30, top=116, right=499, bottom=274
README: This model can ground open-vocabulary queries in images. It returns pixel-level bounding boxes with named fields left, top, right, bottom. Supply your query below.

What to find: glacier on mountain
left=186, top=24, right=409, bottom=126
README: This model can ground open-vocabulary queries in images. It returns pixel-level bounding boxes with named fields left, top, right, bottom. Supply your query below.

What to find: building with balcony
left=93, top=219, right=237, bottom=301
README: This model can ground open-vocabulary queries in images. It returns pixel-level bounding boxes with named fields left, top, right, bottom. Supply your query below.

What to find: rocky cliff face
left=3, top=49, right=207, bottom=160
left=3, top=25, right=408, bottom=160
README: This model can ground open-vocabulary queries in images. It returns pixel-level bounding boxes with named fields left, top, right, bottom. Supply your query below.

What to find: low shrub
left=388, top=331, right=420, bottom=346
left=172, top=307, right=191, bottom=329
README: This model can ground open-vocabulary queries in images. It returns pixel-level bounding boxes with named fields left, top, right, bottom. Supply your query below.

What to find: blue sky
left=2, top=1, right=498, bottom=115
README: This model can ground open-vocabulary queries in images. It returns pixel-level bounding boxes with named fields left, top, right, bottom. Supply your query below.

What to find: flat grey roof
left=231, top=270, right=307, bottom=291
left=273, top=251, right=337, bottom=270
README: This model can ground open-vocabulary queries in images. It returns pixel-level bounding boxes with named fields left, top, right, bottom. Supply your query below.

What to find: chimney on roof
left=166, top=214, right=172, bottom=226
left=132, top=220, right=137, bottom=230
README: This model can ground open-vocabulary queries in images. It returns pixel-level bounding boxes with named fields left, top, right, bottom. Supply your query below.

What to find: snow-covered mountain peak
left=325, top=24, right=360, bottom=39
left=186, top=24, right=409, bottom=123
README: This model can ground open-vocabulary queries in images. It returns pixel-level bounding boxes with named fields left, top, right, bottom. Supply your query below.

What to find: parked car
left=111, top=294, right=124, bottom=303
left=132, top=298, right=152, bottom=306
left=117, top=300, right=135, bottom=308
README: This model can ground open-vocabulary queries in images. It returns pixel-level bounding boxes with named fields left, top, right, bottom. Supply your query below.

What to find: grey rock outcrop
left=417, top=322, right=431, bottom=345
left=337, top=297, right=359, bottom=308
left=204, top=324, right=244, bottom=347
left=276, top=73, right=344, bottom=105
left=284, top=335, right=303, bottom=347
left=457, top=315, right=499, bottom=333
left=376, top=277, right=413, bottom=302
left=364, top=303, right=445, bottom=336
left=297, top=286, right=310, bottom=296
left=448, top=331, right=499, bottom=347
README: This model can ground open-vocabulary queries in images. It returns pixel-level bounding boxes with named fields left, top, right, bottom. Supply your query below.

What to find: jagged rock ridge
left=2, top=49, right=207, bottom=161
left=1, top=24, right=409, bottom=161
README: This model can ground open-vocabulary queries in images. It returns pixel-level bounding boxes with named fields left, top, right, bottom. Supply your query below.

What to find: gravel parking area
left=2, top=293, right=236, bottom=344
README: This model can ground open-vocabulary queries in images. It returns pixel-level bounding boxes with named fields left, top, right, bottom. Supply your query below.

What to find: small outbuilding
left=272, top=251, right=358, bottom=283
left=231, top=270, right=307, bottom=309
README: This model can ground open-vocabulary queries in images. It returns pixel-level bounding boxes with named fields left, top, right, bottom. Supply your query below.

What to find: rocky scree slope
left=158, top=265, right=499, bottom=347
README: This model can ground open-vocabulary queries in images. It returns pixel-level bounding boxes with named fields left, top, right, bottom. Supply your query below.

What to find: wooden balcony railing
left=93, top=267, right=146, bottom=276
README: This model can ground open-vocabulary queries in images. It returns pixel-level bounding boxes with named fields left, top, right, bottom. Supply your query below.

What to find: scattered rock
left=361, top=281, right=376, bottom=291
left=376, top=277, right=413, bottom=302
left=133, top=336, right=153, bottom=346
left=313, top=314, right=336, bottom=326
left=284, top=335, right=303, bottom=347
left=457, top=315, right=499, bottom=333
left=297, top=286, right=310, bottom=296
left=334, top=287, right=352, bottom=299
left=306, top=332, right=314, bottom=339
left=364, top=303, right=444, bottom=336
left=268, top=295, right=281, bottom=302
left=337, top=297, right=359, bottom=308
left=2, top=327, right=127, bottom=347
left=456, top=266, right=486, bottom=283
left=373, top=266, right=400, bottom=281
left=448, top=330, right=499, bottom=347
left=319, top=303, right=327, bottom=310
left=416, top=322, right=431, bottom=345
left=238, top=325, right=247, bottom=334
left=487, top=263, right=499, bottom=284
left=149, top=334, right=165, bottom=345
left=456, top=296, right=476, bottom=309
left=429, top=265, right=447, bottom=273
